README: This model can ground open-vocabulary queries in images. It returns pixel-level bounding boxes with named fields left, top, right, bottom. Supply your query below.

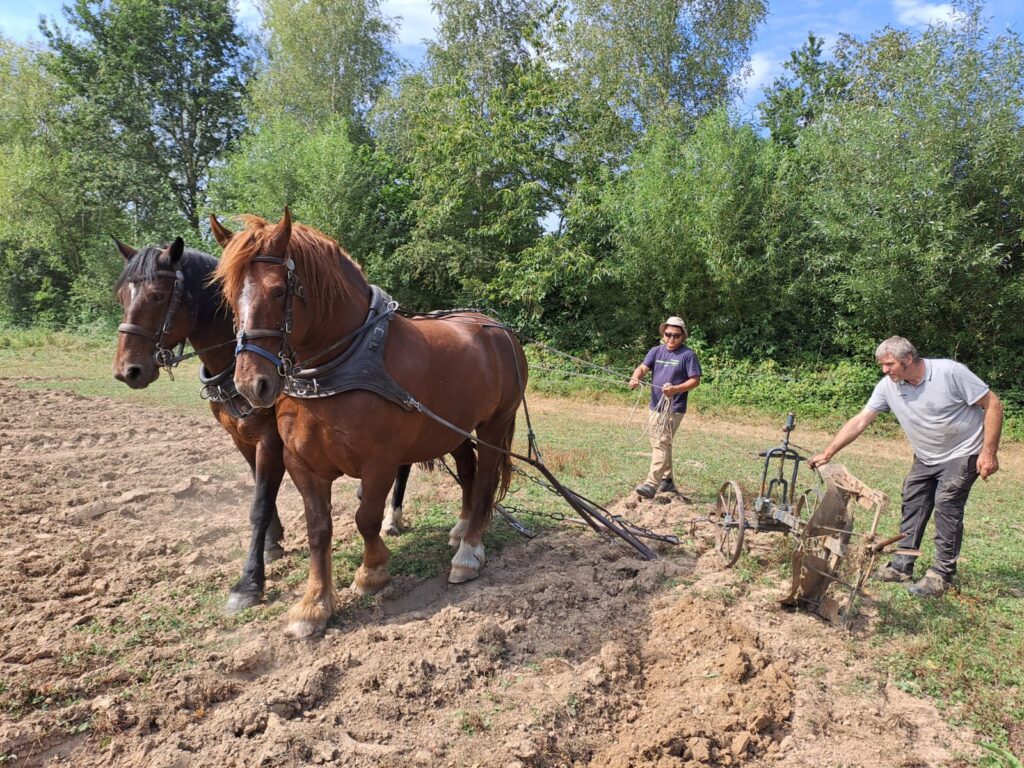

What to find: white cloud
left=381, top=0, right=438, bottom=46
left=234, top=0, right=262, bottom=32
left=742, top=51, right=782, bottom=97
left=892, top=0, right=966, bottom=28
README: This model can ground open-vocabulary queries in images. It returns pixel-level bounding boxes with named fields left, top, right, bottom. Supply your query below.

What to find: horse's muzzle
left=236, top=373, right=281, bottom=409
left=114, top=363, right=158, bottom=389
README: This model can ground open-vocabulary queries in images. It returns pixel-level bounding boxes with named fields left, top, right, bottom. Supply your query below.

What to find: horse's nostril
left=255, top=376, right=269, bottom=400
left=125, top=366, right=143, bottom=382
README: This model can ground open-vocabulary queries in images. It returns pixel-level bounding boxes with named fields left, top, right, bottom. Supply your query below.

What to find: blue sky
left=2, top=0, right=1021, bottom=117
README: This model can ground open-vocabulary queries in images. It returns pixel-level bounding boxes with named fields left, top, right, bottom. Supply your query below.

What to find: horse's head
left=212, top=209, right=305, bottom=409
left=113, top=237, right=189, bottom=388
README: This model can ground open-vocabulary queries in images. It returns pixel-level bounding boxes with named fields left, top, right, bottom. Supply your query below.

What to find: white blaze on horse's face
left=238, top=272, right=256, bottom=328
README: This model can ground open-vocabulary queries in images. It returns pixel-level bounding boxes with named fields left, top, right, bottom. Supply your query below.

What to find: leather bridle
left=233, top=255, right=306, bottom=377
left=117, top=267, right=187, bottom=375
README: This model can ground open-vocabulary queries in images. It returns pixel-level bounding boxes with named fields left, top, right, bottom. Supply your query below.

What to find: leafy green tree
left=0, top=36, right=126, bottom=324
left=41, top=0, right=254, bottom=231
left=790, top=8, right=1024, bottom=388
left=373, top=0, right=570, bottom=312
left=251, top=0, right=397, bottom=129
left=559, top=0, right=767, bottom=136
left=210, top=114, right=412, bottom=276
left=602, top=110, right=778, bottom=350
left=759, top=32, right=848, bottom=146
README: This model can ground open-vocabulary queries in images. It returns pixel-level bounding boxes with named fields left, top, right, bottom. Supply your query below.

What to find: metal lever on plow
left=864, top=532, right=921, bottom=558
left=867, top=532, right=905, bottom=552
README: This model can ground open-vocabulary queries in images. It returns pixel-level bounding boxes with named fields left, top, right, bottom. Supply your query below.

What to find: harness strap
left=199, top=361, right=259, bottom=419
left=233, top=254, right=304, bottom=374
left=118, top=322, right=160, bottom=342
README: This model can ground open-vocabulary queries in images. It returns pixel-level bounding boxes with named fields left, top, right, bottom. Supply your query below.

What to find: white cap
left=659, top=316, right=687, bottom=335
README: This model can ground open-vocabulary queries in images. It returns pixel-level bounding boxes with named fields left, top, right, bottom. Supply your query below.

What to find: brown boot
left=907, top=569, right=952, bottom=598
left=872, top=564, right=912, bottom=583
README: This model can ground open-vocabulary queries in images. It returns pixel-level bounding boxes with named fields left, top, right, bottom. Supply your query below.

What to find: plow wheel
left=715, top=481, right=745, bottom=567
left=794, top=487, right=823, bottom=525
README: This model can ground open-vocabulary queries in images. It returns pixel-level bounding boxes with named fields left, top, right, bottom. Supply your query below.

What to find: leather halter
left=233, top=254, right=306, bottom=376
left=117, top=268, right=187, bottom=375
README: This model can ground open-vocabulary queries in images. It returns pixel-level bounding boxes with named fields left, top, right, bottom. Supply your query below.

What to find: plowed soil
left=0, top=379, right=978, bottom=767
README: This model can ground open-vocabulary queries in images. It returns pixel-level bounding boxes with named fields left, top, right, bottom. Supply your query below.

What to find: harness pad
left=283, top=285, right=417, bottom=410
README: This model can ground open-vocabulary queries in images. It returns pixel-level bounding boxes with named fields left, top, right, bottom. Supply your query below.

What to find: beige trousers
left=645, top=411, right=684, bottom=486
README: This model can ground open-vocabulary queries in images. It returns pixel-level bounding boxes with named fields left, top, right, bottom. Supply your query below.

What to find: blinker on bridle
left=117, top=267, right=187, bottom=379
left=234, top=254, right=307, bottom=377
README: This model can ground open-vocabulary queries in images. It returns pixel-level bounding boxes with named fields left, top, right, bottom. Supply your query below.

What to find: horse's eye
left=272, top=287, right=286, bottom=300
left=151, top=292, right=166, bottom=302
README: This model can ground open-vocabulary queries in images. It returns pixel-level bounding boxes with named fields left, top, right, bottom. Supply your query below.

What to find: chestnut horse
left=211, top=211, right=527, bottom=638
left=112, top=238, right=413, bottom=611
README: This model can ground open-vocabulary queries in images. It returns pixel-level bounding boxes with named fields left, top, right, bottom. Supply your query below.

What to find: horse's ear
left=168, top=237, right=185, bottom=266
left=267, top=207, right=292, bottom=256
left=156, top=237, right=184, bottom=269
left=209, top=214, right=234, bottom=248
left=112, top=236, right=137, bottom=261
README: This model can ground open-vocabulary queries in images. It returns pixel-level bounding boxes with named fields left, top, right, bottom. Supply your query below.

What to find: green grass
left=2, top=327, right=1022, bottom=756
left=0, top=325, right=210, bottom=415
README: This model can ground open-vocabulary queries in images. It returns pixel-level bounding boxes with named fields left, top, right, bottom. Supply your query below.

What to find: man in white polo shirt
left=809, top=336, right=1003, bottom=597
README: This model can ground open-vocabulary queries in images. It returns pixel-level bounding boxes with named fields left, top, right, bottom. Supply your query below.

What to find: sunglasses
left=663, top=331, right=683, bottom=340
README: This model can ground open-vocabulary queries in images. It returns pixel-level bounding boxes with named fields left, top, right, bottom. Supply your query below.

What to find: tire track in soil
left=0, top=379, right=980, bottom=768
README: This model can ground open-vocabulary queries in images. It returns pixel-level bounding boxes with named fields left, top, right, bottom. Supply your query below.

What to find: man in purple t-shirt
left=628, top=316, right=702, bottom=499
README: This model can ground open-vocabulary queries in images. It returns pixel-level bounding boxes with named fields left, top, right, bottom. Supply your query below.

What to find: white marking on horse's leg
left=448, top=518, right=469, bottom=547
left=381, top=505, right=403, bottom=537
left=449, top=540, right=485, bottom=583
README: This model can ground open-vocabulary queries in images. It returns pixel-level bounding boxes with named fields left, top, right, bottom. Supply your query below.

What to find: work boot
left=635, top=483, right=656, bottom=499
left=907, top=569, right=952, bottom=598
left=872, top=563, right=912, bottom=583
left=657, top=478, right=677, bottom=494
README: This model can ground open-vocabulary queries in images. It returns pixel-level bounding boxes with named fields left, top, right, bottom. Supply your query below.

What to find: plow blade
left=780, top=464, right=888, bottom=626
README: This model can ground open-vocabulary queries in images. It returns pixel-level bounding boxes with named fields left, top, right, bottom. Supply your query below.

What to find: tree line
left=1, top=0, right=1021, bottom=404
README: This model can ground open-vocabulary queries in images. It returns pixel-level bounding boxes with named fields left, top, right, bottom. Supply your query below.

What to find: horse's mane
left=213, top=215, right=367, bottom=333
left=115, top=244, right=224, bottom=326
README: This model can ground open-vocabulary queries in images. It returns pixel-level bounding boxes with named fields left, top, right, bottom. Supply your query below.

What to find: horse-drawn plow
left=690, top=413, right=912, bottom=626
left=115, top=211, right=907, bottom=632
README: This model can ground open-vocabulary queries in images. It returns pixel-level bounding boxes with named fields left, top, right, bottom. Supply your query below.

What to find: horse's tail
left=494, top=414, right=517, bottom=505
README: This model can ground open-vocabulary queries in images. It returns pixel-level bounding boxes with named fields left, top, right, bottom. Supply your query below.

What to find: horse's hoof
left=285, top=619, right=325, bottom=639
left=264, top=544, right=286, bottom=563
left=381, top=524, right=401, bottom=537
left=448, top=565, right=480, bottom=584
left=450, top=541, right=485, bottom=583
left=351, top=565, right=392, bottom=595
left=226, top=590, right=262, bottom=612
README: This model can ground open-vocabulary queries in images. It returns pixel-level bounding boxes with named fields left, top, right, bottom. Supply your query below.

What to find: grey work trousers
left=889, top=453, right=979, bottom=581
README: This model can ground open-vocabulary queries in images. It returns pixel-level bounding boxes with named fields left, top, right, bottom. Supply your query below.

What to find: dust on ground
left=0, top=379, right=978, bottom=767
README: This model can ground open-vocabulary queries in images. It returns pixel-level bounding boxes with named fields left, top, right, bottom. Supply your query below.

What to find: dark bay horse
left=210, top=211, right=527, bottom=638
left=113, top=237, right=286, bottom=611
left=112, top=238, right=413, bottom=611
